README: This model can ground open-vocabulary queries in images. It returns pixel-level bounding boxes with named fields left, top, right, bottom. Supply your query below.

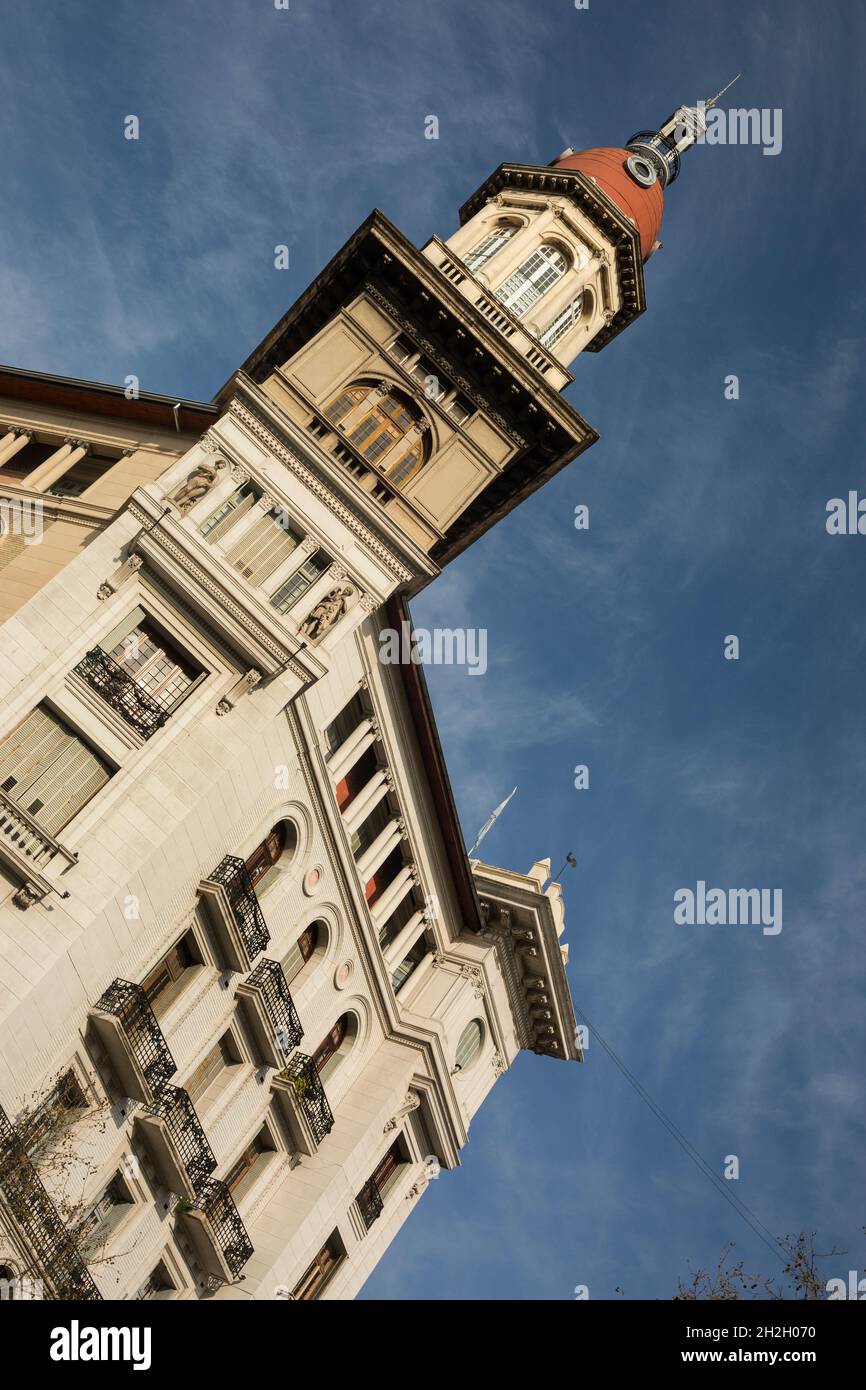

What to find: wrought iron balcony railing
left=179, top=1178, right=254, bottom=1281
left=236, top=957, right=302, bottom=1067
left=90, top=978, right=176, bottom=1103
left=74, top=647, right=170, bottom=740
left=137, top=1085, right=216, bottom=1197
left=276, top=1052, right=334, bottom=1148
left=356, top=1176, right=384, bottom=1231
left=0, top=1104, right=101, bottom=1301
left=202, top=855, right=269, bottom=965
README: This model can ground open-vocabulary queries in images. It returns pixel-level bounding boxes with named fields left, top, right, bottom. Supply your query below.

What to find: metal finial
left=704, top=74, right=741, bottom=109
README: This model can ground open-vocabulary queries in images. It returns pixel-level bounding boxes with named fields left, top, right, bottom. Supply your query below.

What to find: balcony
left=74, top=647, right=169, bottom=741
left=198, top=854, right=270, bottom=972
left=135, top=1085, right=216, bottom=1200
left=0, top=787, right=78, bottom=910
left=235, top=958, right=303, bottom=1068
left=356, top=1176, right=384, bottom=1231
left=0, top=1103, right=101, bottom=1301
left=272, top=1052, right=334, bottom=1155
left=89, top=979, right=176, bottom=1104
left=175, top=1178, right=253, bottom=1282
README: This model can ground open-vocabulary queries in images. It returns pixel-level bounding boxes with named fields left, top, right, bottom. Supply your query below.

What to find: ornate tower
left=0, top=90, right=722, bottom=1303
left=207, top=86, right=729, bottom=582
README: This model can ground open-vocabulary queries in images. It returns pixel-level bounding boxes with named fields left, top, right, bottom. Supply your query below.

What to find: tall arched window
left=244, top=822, right=297, bottom=889
left=540, top=293, right=584, bottom=349
left=312, top=1015, right=348, bottom=1075
left=464, top=222, right=518, bottom=271
left=325, top=386, right=425, bottom=487
left=494, top=244, right=568, bottom=319
left=281, top=921, right=321, bottom=986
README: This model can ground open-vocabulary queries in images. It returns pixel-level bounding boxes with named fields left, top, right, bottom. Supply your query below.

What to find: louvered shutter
left=201, top=486, right=257, bottom=544
left=0, top=709, right=68, bottom=791
left=225, top=511, right=299, bottom=586
left=0, top=706, right=110, bottom=833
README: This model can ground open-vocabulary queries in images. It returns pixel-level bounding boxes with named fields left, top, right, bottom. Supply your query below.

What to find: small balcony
left=89, top=978, right=176, bottom=1104
left=175, top=1178, right=254, bottom=1283
left=135, top=1085, right=216, bottom=1200
left=235, top=957, right=303, bottom=1068
left=198, top=854, right=270, bottom=973
left=73, top=647, right=170, bottom=741
left=272, top=1052, right=334, bottom=1155
left=0, top=787, right=78, bottom=910
left=356, top=1176, right=384, bottom=1232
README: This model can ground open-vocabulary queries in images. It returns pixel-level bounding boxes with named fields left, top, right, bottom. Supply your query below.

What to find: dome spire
left=625, top=75, right=741, bottom=188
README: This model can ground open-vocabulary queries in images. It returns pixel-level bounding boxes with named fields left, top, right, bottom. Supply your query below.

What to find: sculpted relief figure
left=298, top=586, right=354, bottom=642
left=170, top=458, right=224, bottom=512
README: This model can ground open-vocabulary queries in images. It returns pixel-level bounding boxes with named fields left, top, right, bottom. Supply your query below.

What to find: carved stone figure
left=170, top=459, right=224, bottom=513
left=298, top=586, right=354, bottom=642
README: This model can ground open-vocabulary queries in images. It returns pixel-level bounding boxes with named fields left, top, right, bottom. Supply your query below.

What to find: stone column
left=327, top=717, right=379, bottom=783
left=334, top=381, right=392, bottom=439
left=375, top=419, right=430, bottom=477
left=370, top=864, right=417, bottom=927
left=383, top=908, right=428, bottom=971
left=342, top=768, right=391, bottom=834
left=356, top=818, right=405, bottom=881
left=26, top=439, right=90, bottom=493
left=0, top=428, right=33, bottom=467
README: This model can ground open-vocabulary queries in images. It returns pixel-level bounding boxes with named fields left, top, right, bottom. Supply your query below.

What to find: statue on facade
left=170, top=458, right=224, bottom=513
left=298, top=586, right=354, bottom=642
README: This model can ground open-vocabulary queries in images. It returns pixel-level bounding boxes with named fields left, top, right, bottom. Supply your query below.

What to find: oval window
left=455, top=1019, right=484, bottom=1072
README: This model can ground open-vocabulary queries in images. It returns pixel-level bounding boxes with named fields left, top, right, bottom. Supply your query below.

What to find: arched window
left=312, top=1014, right=349, bottom=1076
left=244, top=821, right=298, bottom=889
left=324, top=385, right=426, bottom=487
left=455, top=1019, right=484, bottom=1072
left=282, top=921, right=321, bottom=987
left=494, top=244, right=568, bottom=319
left=540, top=293, right=584, bottom=349
left=465, top=222, right=518, bottom=271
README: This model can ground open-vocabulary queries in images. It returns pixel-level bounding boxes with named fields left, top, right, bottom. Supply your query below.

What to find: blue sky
left=2, top=0, right=864, bottom=1299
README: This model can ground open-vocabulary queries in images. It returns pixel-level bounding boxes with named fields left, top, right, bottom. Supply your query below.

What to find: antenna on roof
left=704, top=73, right=741, bottom=109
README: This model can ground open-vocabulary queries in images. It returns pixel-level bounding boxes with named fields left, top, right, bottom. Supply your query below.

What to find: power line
left=572, top=1002, right=787, bottom=1267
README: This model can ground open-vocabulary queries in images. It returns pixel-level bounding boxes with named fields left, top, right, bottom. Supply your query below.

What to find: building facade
left=0, top=94, right=710, bottom=1300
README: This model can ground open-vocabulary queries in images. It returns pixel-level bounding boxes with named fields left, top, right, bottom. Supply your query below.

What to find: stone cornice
left=285, top=698, right=467, bottom=1161
left=221, top=209, right=593, bottom=449
left=127, top=491, right=318, bottom=681
left=0, top=483, right=113, bottom=530
left=473, top=865, right=581, bottom=1064
left=224, top=379, right=427, bottom=587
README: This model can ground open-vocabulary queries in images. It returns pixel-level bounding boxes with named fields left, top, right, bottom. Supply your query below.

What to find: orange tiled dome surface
left=553, top=147, right=664, bottom=261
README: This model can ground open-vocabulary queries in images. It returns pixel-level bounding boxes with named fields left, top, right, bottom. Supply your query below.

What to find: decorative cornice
left=226, top=393, right=414, bottom=585
left=127, top=497, right=310, bottom=680
left=0, top=483, right=113, bottom=531
left=364, top=283, right=527, bottom=448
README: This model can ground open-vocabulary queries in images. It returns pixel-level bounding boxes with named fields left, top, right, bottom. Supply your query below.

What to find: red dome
left=553, top=147, right=664, bottom=261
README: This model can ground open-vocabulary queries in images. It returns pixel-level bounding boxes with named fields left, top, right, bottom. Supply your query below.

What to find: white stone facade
left=0, top=373, right=579, bottom=1302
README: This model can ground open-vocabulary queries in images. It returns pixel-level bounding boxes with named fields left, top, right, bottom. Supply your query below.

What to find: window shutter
left=21, top=735, right=111, bottom=834
left=201, top=486, right=257, bottom=544
left=0, top=707, right=110, bottom=833
left=226, top=512, right=299, bottom=587
left=0, top=708, right=66, bottom=790
left=97, top=606, right=147, bottom=655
